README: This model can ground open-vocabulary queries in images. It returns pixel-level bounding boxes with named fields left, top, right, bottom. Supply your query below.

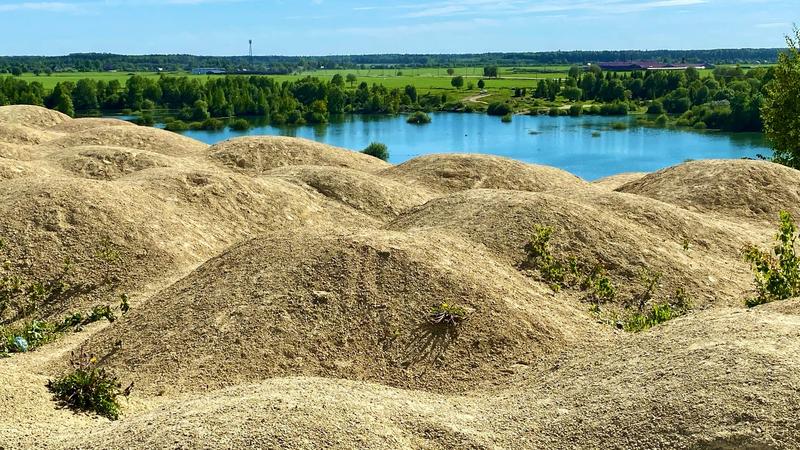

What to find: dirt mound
left=44, top=307, right=800, bottom=450
left=51, top=146, right=173, bottom=180
left=208, top=136, right=389, bottom=174
left=592, top=171, right=648, bottom=190
left=389, top=188, right=757, bottom=306
left=81, top=225, right=590, bottom=395
left=380, top=153, right=586, bottom=194
left=0, top=123, right=63, bottom=145
left=0, top=157, right=39, bottom=181
left=48, top=117, right=136, bottom=134
left=44, top=125, right=208, bottom=157
left=266, top=165, right=434, bottom=220
left=617, top=159, right=800, bottom=222
left=0, top=168, right=368, bottom=320
left=509, top=306, right=800, bottom=449
left=0, top=105, right=70, bottom=130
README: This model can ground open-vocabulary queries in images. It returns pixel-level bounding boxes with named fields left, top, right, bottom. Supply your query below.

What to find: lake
left=177, top=113, right=770, bottom=181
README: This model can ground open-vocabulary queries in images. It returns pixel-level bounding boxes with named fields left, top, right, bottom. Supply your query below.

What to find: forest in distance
left=0, top=64, right=768, bottom=133
left=0, top=48, right=782, bottom=74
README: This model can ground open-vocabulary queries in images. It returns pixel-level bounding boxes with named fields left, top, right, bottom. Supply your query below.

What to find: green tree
left=346, top=73, right=357, bottom=87
left=331, top=74, right=345, bottom=87
left=763, top=27, right=800, bottom=168
left=483, top=66, right=499, bottom=78
left=451, top=76, right=465, bottom=89
left=362, top=142, right=389, bottom=161
left=50, top=84, right=74, bottom=117
left=10, top=67, right=22, bottom=76
left=447, top=68, right=455, bottom=76
left=72, top=79, right=99, bottom=111
left=568, top=66, right=582, bottom=79
left=477, top=79, right=485, bottom=89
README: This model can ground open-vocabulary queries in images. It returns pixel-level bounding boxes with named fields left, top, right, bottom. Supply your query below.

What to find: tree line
left=0, top=48, right=781, bottom=74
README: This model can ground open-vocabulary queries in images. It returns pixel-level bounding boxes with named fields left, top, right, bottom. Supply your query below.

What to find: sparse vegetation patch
left=743, top=211, right=800, bottom=307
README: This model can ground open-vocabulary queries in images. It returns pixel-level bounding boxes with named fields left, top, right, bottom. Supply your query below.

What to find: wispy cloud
left=0, top=2, right=78, bottom=12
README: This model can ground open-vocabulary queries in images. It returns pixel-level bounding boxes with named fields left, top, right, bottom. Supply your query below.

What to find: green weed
left=48, top=349, right=130, bottom=420
left=743, top=211, right=800, bottom=307
left=427, top=302, right=468, bottom=327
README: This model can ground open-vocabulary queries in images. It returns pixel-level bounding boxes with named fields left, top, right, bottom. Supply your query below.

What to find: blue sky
left=0, top=0, right=797, bottom=55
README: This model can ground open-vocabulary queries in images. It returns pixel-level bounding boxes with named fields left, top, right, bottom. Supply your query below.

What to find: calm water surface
left=178, top=113, right=769, bottom=180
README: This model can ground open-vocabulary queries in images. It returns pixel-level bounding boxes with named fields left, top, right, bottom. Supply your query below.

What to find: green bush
left=743, top=211, right=800, bottom=307
left=229, top=118, right=251, bottom=131
left=163, top=120, right=189, bottom=132
left=647, top=102, right=665, bottom=115
left=655, top=114, right=669, bottom=126
left=1, top=320, right=57, bottom=355
left=501, top=113, right=513, bottom=123
left=487, top=102, right=512, bottom=116
left=623, top=303, right=684, bottom=332
left=693, top=121, right=707, bottom=130
left=362, top=142, right=389, bottom=161
left=569, top=104, right=583, bottom=117
left=406, top=111, right=431, bottom=125
left=48, top=349, right=128, bottom=420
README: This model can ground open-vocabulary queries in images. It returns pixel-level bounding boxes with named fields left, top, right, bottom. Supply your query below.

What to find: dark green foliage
left=229, top=118, right=251, bottom=131
left=163, top=120, right=189, bottom=132
left=450, top=76, right=465, bottom=89
left=623, top=303, right=685, bottom=332
left=743, top=211, right=800, bottom=307
left=487, top=102, right=512, bottom=116
left=362, top=142, right=389, bottom=161
left=406, top=111, right=431, bottom=124
left=611, top=122, right=628, bottom=130
left=501, top=113, right=512, bottom=123
left=621, top=270, right=691, bottom=332
left=646, top=101, right=664, bottom=114
left=763, top=27, right=800, bottom=168
left=569, top=104, right=583, bottom=116
left=427, top=302, right=468, bottom=327
left=1, top=320, right=57, bottom=355
left=48, top=349, right=127, bottom=420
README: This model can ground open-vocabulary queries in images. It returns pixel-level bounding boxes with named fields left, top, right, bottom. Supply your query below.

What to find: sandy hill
left=208, top=136, right=389, bottom=174
left=0, top=105, right=799, bottom=449
left=380, top=153, right=587, bottom=194
left=617, top=159, right=800, bottom=223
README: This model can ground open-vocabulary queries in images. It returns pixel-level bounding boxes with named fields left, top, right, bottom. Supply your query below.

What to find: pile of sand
left=49, top=145, right=174, bottom=180
left=266, top=165, right=434, bottom=220
left=81, top=225, right=590, bottom=395
left=0, top=123, right=64, bottom=145
left=380, top=153, right=586, bottom=194
left=0, top=105, right=70, bottom=130
left=44, top=125, right=208, bottom=157
left=389, top=188, right=757, bottom=306
left=47, top=117, right=136, bottom=134
left=591, top=171, right=647, bottom=190
left=209, top=136, right=389, bottom=174
left=617, top=159, right=800, bottom=222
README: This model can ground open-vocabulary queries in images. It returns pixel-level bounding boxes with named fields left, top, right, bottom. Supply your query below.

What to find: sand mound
left=0, top=157, right=40, bottom=181
left=379, top=153, right=586, bottom=194
left=510, top=306, right=800, bottom=449
left=266, top=165, right=434, bottom=220
left=44, top=125, right=208, bottom=157
left=592, top=171, right=648, bottom=190
left=81, top=225, right=589, bottom=395
left=617, top=159, right=800, bottom=222
left=389, top=188, right=756, bottom=306
left=0, top=105, right=70, bottom=130
left=46, top=307, right=800, bottom=449
left=48, top=117, right=136, bottom=134
left=208, top=136, right=389, bottom=174
left=0, top=123, right=63, bottom=145
left=51, top=145, right=173, bottom=180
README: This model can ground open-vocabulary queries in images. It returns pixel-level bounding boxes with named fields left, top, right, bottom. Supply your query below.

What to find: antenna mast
left=249, top=40, right=253, bottom=67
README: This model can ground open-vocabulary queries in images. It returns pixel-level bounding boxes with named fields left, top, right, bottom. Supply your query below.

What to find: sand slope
left=0, top=105, right=799, bottom=449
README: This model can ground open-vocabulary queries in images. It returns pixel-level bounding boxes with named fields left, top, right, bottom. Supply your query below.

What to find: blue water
left=179, top=113, right=770, bottom=180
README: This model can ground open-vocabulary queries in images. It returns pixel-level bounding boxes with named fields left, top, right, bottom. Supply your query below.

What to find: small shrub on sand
left=427, top=302, right=468, bottom=327
left=48, top=349, right=130, bottom=420
left=743, top=211, right=800, bottom=307
left=362, top=142, right=389, bottom=161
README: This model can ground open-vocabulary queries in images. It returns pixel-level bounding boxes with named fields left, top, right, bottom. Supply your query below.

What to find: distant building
left=596, top=61, right=707, bottom=71
left=191, top=67, right=227, bottom=75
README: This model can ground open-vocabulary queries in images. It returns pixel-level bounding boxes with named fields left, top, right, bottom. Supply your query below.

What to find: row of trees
left=0, top=74, right=453, bottom=125
left=516, top=64, right=769, bottom=131
left=0, top=49, right=781, bottom=74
